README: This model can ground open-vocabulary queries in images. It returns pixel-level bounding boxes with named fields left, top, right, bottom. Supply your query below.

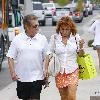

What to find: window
left=12, top=0, right=18, bottom=9
left=33, top=4, right=43, bottom=10
left=8, top=15, right=13, bottom=27
left=15, top=11, right=21, bottom=26
left=19, top=0, right=24, bottom=4
left=8, top=11, right=21, bottom=27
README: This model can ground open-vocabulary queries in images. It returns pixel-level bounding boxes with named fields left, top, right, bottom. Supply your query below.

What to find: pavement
left=0, top=25, right=100, bottom=100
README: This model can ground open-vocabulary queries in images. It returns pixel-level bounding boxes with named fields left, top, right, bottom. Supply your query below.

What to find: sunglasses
left=61, top=28, right=71, bottom=32
left=31, top=24, right=39, bottom=28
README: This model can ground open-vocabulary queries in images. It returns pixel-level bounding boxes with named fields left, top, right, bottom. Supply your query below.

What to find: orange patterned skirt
left=55, top=69, right=79, bottom=88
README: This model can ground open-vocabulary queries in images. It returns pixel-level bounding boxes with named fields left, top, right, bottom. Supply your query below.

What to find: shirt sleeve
left=89, top=20, right=97, bottom=34
left=6, top=39, right=18, bottom=59
left=46, top=35, right=55, bottom=55
left=42, top=36, right=49, bottom=59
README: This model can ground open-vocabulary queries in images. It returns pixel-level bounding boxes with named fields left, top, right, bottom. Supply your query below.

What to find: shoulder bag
left=48, top=35, right=61, bottom=77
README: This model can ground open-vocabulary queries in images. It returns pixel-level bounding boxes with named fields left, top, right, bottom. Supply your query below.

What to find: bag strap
left=75, top=36, right=79, bottom=53
left=53, top=34, right=56, bottom=54
left=49, top=34, right=56, bottom=61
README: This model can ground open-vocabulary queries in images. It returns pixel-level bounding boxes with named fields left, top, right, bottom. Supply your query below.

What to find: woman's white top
left=47, top=33, right=81, bottom=74
left=89, top=19, right=100, bottom=46
left=6, top=33, right=48, bottom=82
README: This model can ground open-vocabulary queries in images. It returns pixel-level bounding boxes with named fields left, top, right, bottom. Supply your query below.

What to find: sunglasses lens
left=33, top=25, right=39, bottom=28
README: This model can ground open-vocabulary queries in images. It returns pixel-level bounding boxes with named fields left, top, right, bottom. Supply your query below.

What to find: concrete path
left=0, top=22, right=100, bottom=100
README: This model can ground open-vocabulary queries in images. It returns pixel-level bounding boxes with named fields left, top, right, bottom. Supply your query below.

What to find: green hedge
left=88, top=39, right=94, bottom=47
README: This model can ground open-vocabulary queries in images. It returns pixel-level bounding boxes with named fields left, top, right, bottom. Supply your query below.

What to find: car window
left=43, top=4, right=53, bottom=8
left=33, top=4, right=43, bottom=10
left=56, top=8, right=70, bottom=11
left=70, top=7, right=76, bottom=12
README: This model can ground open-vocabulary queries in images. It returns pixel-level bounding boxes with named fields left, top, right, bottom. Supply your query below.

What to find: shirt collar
left=56, top=33, right=62, bottom=42
left=23, top=32, right=40, bottom=40
left=57, top=33, right=71, bottom=43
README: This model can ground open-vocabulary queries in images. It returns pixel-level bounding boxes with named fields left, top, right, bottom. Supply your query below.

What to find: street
left=0, top=10, right=99, bottom=90
left=0, top=10, right=100, bottom=100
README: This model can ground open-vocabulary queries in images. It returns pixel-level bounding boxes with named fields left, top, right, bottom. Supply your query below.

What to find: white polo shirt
left=47, top=33, right=81, bottom=74
left=7, top=33, right=48, bottom=82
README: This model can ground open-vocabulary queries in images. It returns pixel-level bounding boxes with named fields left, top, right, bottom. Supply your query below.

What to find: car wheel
left=84, top=12, right=88, bottom=17
left=91, top=11, right=93, bottom=15
left=42, top=20, right=45, bottom=26
left=78, top=19, right=83, bottom=23
left=0, top=60, right=2, bottom=72
left=52, top=21, right=56, bottom=26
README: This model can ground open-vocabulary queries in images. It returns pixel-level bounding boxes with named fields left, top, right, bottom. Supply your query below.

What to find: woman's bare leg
left=67, top=85, right=77, bottom=100
left=58, top=87, right=68, bottom=100
left=97, top=48, right=100, bottom=69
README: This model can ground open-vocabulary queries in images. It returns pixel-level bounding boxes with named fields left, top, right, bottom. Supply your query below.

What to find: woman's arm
left=78, top=39, right=85, bottom=57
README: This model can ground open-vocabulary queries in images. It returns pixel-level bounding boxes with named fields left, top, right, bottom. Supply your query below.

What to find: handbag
left=77, top=54, right=97, bottom=80
left=48, top=35, right=61, bottom=77
left=75, top=36, right=97, bottom=80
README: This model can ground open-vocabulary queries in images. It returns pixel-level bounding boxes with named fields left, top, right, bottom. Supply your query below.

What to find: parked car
left=32, top=2, right=45, bottom=26
left=83, top=7, right=89, bottom=17
left=55, top=7, right=72, bottom=23
left=66, top=7, right=83, bottom=23
left=93, top=4, right=100, bottom=10
left=42, top=3, right=56, bottom=16
left=85, top=4, right=93, bottom=15
left=43, top=4, right=52, bottom=19
left=42, top=3, right=56, bottom=25
left=72, top=10, right=83, bottom=23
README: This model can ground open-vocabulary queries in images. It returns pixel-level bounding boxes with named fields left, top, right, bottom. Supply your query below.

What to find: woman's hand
left=78, top=39, right=85, bottom=57
left=79, top=39, right=85, bottom=49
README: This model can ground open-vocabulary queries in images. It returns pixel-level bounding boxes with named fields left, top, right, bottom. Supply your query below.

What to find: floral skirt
left=55, top=69, right=79, bottom=88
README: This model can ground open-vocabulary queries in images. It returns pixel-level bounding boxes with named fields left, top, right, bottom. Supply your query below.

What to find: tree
left=76, top=0, right=84, bottom=11
left=55, top=0, right=70, bottom=6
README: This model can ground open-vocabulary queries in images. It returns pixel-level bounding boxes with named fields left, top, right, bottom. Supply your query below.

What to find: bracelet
left=11, top=71, right=15, bottom=75
left=79, top=48, right=84, bottom=51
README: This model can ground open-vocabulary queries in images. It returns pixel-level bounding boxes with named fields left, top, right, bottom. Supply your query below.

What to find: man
left=7, top=14, right=48, bottom=100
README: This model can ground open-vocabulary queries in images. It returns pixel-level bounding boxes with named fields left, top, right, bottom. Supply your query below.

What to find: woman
left=89, top=18, right=100, bottom=70
left=44, top=16, right=84, bottom=100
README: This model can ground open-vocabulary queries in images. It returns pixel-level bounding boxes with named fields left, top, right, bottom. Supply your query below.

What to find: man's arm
left=8, top=57, right=19, bottom=81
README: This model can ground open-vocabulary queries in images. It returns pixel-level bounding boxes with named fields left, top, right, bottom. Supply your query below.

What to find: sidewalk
left=0, top=31, right=100, bottom=100
left=0, top=58, right=100, bottom=100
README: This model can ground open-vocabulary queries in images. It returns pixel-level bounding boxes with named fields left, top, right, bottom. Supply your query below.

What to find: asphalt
left=0, top=24, right=100, bottom=100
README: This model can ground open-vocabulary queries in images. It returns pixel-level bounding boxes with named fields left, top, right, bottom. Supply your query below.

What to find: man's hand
left=11, top=72, right=20, bottom=81
left=44, top=69, right=49, bottom=79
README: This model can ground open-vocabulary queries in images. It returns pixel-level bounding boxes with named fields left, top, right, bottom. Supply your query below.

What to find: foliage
left=55, top=0, right=70, bottom=6
left=76, top=0, right=84, bottom=12
left=91, top=0, right=100, bottom=4
left=88, top=39, right=94, bottom=47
